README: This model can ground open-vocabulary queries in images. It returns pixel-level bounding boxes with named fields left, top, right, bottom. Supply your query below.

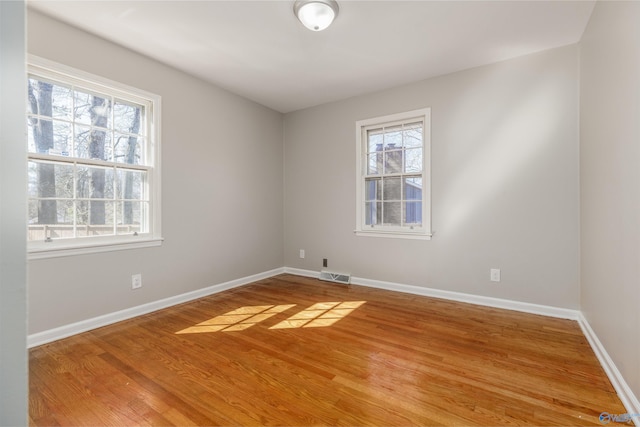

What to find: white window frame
left=27, top=56, right=162, bottom=259
left=355, top=108, right=432, bottom=240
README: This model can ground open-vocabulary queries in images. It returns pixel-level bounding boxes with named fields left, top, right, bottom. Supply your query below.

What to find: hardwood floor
left=29, top=274, right=626, bottom=426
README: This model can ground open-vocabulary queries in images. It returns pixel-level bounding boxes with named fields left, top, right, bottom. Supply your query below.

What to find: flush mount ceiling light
left=293, top=0, right=339, bottom=32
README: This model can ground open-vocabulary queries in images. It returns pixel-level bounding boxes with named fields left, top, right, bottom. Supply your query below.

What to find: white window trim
left=27, top=55, right=162, bottom=259
left=354, top=108, right=432, bottom=240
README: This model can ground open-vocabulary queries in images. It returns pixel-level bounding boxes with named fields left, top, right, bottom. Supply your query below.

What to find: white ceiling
left=28, top=1, right=596, bottom=113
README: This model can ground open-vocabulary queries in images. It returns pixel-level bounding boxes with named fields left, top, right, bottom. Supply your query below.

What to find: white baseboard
left=283, top=267, right=320, bottom=279
left=578, top=314, right=640, bottom=425
left=27, top=267, right=285, bottom=348
left=284, top=267, right=580, bottom=320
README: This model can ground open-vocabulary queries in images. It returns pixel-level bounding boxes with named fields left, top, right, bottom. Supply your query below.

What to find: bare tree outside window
left=28, top=80, right=56, bottom=225
left=89, top=94, right=110, bottom=225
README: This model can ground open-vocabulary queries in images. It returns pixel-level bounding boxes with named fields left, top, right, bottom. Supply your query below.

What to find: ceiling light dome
left=293, top=0, right=339, bottom=32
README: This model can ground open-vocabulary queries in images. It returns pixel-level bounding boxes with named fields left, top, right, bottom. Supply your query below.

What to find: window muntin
left=26, top=57, right=161, bottom=255
left=356, top=109, right=431, bottom=239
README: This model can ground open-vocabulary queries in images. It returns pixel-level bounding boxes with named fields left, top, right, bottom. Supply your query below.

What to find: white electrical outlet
left=132, top=273, right=142, bottom=289
left=490, top=269, right=501, bottom=282
left=299, top=249, right=305, bottom=259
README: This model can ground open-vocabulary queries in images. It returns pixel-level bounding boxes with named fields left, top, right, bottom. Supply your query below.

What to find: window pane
left=75, top=127, right=114, bottom=161
left=114, top=133, right=142, bottom=165
left=367, top=153, right=381, bottom=175
left=26, top=118, right=72, bottom=156
left=28, top=78, right=73, bottom=120
left=31, top=118, right=50, bottom=154
left=117, top=169, right=146, bottom=200
left=367, top=128, right=383, bottom=154
left=27, top=79, right=50, bottom=118
left=75, top=200, right=88, bottom=231
left=404, top=177, right=422, bottom=200
left=384, top=150, right=402, bottom=174
left=27, top=161, right=74, bottom=198
left=114, top=101, right=143, bottom=134
left=383, top=177, right=401, bottom=201
left=103, top=131, right=114, bottom=163
left=74, top=90, right=111, bottom=128
left=51, top=120, right=72, bottom=156
left=34, top=118, right=52, bottom=154
left=27, top=200, right=44, bottom=241
left=364, top=178, right=381, bottom=201
left=89, top=129, right=111, bottom=161
left=403, top=123, right=422, bottom=148
left=404, top=148, right=422, bottom=173
left=26, top=118, right=51, bottom=154
left=27, top=118, right=36, bottom=153
left=54, top=200, right=75, bottom=228
left=88, top=129, right=112, bottom=161
left=383, top=125, right=402, bottom=149
left=27, top=200, right=76, bottom=238
left=116, top=201, right=145, bottom=235
left=76, top=166, right=114, bottom=199
left=404, top=201, right=422, bottom=225
left=382, top=202, right=401, bottom=226
left=40, top=199, right=58, bottom=227
left=74, top=125, right=90, bottom=158
left=27, top=162, right=38, bottom=198
left=77, top=200, right=114, bottom=236
left=28, top=200, right=75, bottom=241
left=29, top=200, right=54, bottom=226
left=365, top=201, right=381, bottom=226
left=51, top=83, right=73, bottom=120
left=73, top=90, right=92, bottom=125
left=27, top=199, right=38, bottom=224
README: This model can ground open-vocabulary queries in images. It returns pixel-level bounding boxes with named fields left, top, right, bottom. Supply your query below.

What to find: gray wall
left=284, top=45, right=581, bottom=309
left=20, top=0, right=640, bottom=412
left=0, top=1, right=28, bottom=425
left=27, top=10, right=284, bottom=334
left=580, top=0, right=640, bottom=406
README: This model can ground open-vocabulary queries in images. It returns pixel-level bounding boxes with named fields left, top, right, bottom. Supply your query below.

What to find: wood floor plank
left=30, top=274, right=627, bottom=426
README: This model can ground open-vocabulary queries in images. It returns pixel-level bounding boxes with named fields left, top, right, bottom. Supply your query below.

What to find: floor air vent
left=318, top=270, right=351, bottom=285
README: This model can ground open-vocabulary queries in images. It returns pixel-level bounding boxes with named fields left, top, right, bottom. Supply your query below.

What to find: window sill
left=28, top=237, right=164, bottom=260
left=354, top=230, right=432, bottom=240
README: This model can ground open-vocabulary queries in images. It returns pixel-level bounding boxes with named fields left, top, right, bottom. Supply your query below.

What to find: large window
left=355, top=108, right=431, bottom=239
left=27, top=57, right=161, bottom=258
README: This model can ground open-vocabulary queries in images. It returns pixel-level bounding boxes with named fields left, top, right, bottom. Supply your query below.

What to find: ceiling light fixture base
left=293, top=0, right=339, bottom=32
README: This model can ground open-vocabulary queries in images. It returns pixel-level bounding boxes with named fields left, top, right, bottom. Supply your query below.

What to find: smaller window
left=355, top=108, right=431, bottom=240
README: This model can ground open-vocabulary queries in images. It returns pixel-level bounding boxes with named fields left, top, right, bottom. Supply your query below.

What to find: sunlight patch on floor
left=270, top=301, right=366, bottom=329
left=175, top=301, right=366, bottom=334
left=176, top=304, right=295, bottom=334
